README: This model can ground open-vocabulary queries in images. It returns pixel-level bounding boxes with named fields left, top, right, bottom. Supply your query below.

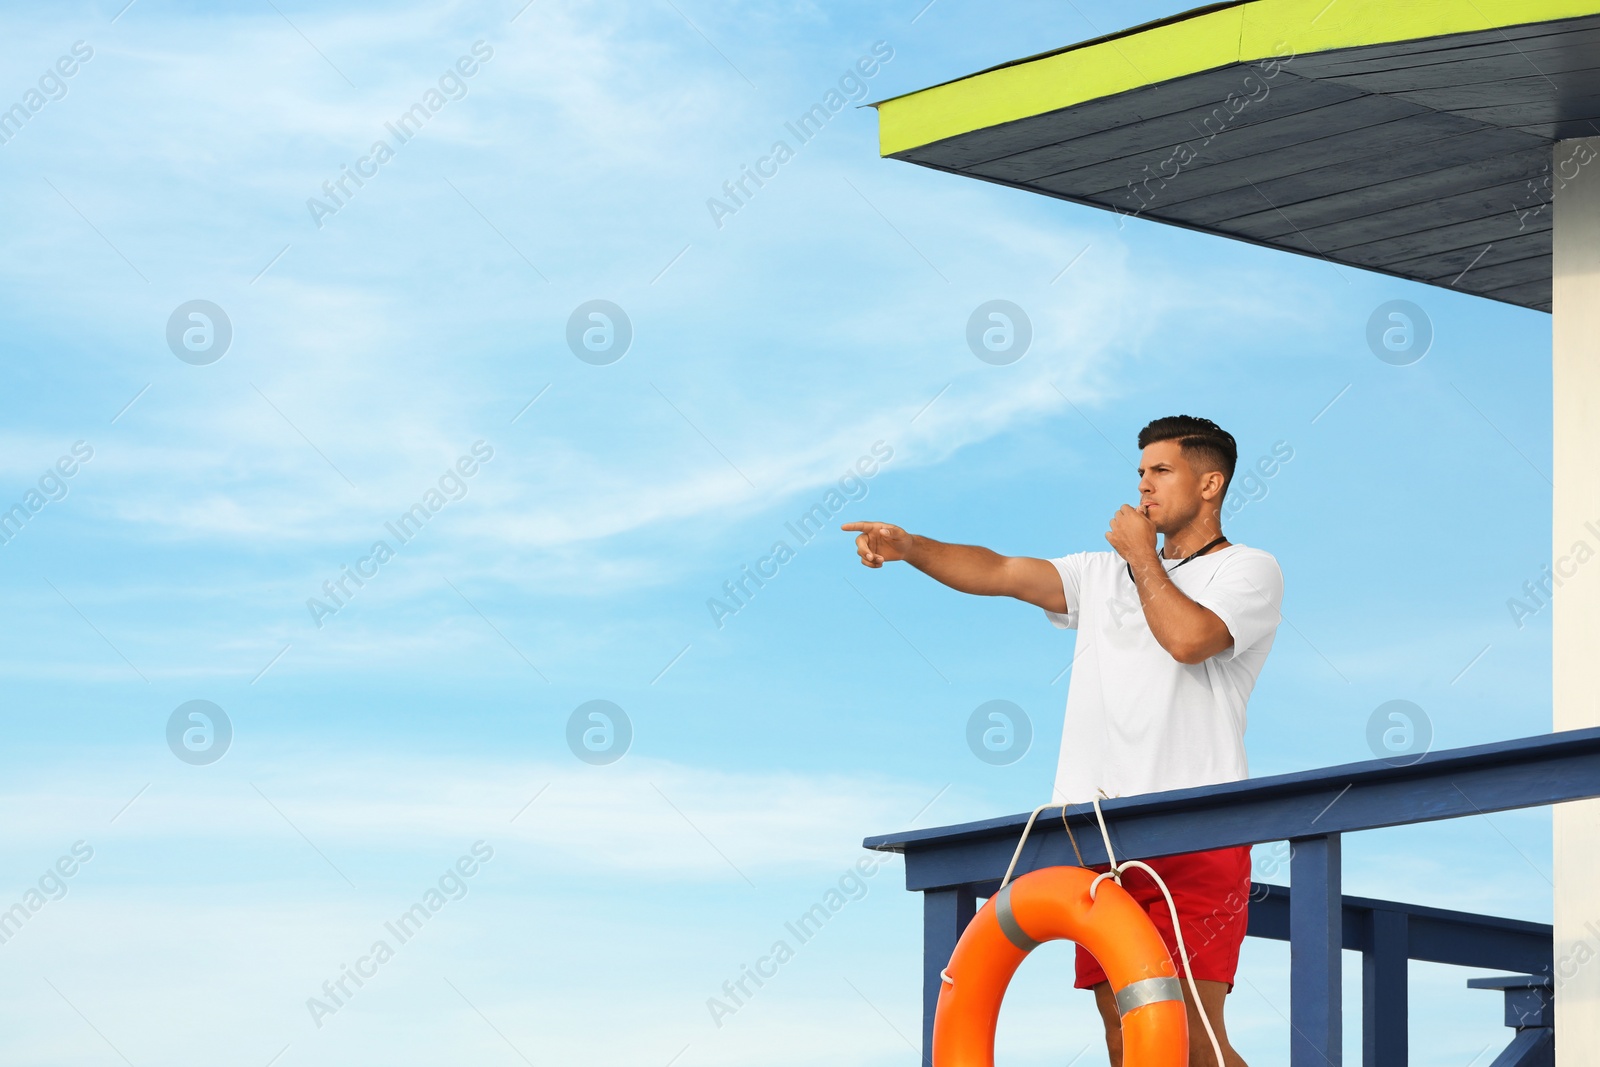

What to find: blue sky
left=0, top=1, right=1559, bottom=1064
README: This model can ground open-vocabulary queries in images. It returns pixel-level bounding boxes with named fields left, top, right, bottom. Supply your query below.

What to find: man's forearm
left=1127, top=553, right=1225, bottom=663
left=904, top=535, right=1011, bottom=597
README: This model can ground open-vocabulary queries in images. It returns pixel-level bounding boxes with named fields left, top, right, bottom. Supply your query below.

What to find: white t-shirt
left=1042, top=544, right=1284, bottom=805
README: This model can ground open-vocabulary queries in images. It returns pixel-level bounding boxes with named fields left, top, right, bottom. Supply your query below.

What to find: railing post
left=1467, top=974, right=1554, bottom=1067
left=922, top=886, right=976, bottom=1066
left=1363, top=909, right=1408, bottom=1067
left=1291, top=833, right=1343, bottom=1066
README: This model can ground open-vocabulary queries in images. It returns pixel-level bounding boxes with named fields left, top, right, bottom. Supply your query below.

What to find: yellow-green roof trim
left=875, top=0, right=1600, bottom=157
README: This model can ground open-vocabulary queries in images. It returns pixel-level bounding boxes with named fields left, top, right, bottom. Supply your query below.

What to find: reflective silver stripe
left=992, top=884, right=1041, bottom=951
left=1115, top=976, right=1184, bottom=1015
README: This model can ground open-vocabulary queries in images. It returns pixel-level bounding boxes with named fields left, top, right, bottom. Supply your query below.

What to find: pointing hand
left=840, top=521, right=913, bottom=569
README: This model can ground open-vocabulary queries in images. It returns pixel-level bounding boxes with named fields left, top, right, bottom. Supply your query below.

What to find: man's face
left=1136, top=440, right=1214, bottom=532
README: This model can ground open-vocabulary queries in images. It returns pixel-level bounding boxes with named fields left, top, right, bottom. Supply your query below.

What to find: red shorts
left=1073, top=845, right=1252, bottom=992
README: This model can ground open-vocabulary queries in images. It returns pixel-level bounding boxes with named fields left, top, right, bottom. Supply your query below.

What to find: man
left=841, top=415, right=1283, bottom=1067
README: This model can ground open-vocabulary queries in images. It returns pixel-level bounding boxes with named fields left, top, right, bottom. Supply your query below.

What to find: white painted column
left=1554, top=134, right=1600, bottom=1067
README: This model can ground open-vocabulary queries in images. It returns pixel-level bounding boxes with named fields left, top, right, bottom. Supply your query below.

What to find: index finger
left=839, top=522, right=877, bottom=532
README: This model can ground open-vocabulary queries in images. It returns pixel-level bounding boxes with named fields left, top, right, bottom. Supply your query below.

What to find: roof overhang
left=872, top=0, right=1600, bottom=312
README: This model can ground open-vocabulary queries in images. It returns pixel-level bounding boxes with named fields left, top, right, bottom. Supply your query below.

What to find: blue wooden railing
left=863, top=727, right=1600, bottom=1067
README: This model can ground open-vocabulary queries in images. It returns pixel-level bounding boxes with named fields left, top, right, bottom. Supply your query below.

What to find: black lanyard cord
left=1126, top=534, right=1228, bottom=584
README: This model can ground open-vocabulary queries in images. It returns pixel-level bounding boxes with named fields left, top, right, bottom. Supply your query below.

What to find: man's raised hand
left=841, top=521, right=913, bottom=568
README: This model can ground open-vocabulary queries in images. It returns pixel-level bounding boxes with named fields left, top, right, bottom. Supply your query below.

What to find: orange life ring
left=933, top=865, right=1188, bottom=1067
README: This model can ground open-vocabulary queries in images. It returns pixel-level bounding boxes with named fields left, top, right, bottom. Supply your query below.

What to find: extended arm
left=840, top=522, right=1067, bottom=613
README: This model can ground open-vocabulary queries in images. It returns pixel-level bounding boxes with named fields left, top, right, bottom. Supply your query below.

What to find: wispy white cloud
left=2, top=749, right=957, bottom=880
left=3, top=0, right=1312, bottom=596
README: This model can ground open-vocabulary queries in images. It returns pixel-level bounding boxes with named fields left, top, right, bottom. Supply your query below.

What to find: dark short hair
left=1137, top=415, right=1237, bottom=495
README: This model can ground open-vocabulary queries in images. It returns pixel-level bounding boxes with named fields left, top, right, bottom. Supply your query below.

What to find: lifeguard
left=843, top=415, right=1284, bottom=1067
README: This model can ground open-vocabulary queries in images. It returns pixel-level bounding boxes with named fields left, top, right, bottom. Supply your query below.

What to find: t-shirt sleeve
left=1041, top=553, right=1086, bottom=630
left=1189, top=551, right=1284, bottom=661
